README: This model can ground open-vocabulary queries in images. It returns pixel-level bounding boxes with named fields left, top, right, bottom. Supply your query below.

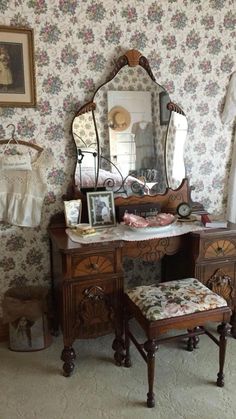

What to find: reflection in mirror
left=72, top=112, right=97, bottom=150
left=93, top=64, right=170, bottom=195
left=108, top=91, right=153, bottom=173
left=107, top=90, right=167, bottom=192
left=72, top=111, right=99, bottom=190
left=165, top=112, right=188, bottom=189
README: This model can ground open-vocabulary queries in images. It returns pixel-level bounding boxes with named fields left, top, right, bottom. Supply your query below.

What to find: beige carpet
left=0, top=323, right=236, bottom=419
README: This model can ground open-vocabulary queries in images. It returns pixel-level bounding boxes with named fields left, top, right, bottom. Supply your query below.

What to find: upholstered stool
left=123, top=278, right=231, bottom=408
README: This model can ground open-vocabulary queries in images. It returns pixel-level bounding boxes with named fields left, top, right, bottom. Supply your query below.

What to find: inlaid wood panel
left=71, top=254, right=115, bottom=277
left=204, top=239, right=236, bottom=259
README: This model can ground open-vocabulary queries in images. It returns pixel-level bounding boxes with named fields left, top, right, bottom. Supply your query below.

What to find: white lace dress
left=0, top=149, right=50, bottom=227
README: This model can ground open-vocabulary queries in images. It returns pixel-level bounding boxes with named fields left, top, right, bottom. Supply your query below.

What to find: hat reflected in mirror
left=108, top=106, right=131, bottom=132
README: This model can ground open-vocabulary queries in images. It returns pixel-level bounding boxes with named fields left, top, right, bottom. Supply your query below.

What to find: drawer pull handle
left=90, top=263, right=99, bottom=270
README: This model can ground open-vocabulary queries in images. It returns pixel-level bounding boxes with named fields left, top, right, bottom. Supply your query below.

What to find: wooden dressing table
left=50, top=49, right=236, bottom=375
left=49, top=205, right=236, bottom=376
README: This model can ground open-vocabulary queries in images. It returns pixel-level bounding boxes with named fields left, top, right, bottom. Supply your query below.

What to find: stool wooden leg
left=124, top=309, right=131, bottom=368
left=144, top=339, right=158, bottom=408
left=112, top=299, right=125, bottom=366
left=187, top=328, right=200, bottom=351
left=217, top=322, right=229, bottom=387
left=230, top=311, right=236, bottom=338
left=112, top=337, right=125, bottom=366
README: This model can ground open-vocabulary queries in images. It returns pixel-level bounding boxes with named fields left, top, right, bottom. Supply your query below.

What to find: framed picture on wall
left=87, top=191, right=116, bottom=229
left=0, top=26, right=36, bottom=107
left=159, top=91, right=171, bottom=125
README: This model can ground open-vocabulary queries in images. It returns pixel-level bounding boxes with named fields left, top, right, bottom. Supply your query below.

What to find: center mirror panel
left=94, top=64, right=169, bottom=195
left=72, top=50, right=188, bottom=197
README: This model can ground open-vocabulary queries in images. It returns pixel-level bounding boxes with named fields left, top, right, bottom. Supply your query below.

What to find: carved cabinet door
left=63, top=275, right=120, bottom=340
left=195, top=261, right=236, bottom=308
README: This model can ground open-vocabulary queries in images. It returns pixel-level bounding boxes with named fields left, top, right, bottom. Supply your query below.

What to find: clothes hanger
left=0, top=124, right=43, bottom=152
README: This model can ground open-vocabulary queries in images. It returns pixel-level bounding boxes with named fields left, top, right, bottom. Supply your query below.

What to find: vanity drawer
left=201, top=238, right=236, bottom=261
left=71, top=253, right=115, bottom=277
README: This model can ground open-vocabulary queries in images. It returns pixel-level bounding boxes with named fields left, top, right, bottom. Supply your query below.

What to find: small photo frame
left=64, top=199, right=82, bottom=227
left=0, top=26, right=36, bottom=107
left=159, top=91, right=171, bottom=125
left=87, top=191, right=116, bottom=229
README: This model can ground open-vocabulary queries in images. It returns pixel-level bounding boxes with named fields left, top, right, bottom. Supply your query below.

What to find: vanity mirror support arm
left=91, top=108, right=100, bottom=190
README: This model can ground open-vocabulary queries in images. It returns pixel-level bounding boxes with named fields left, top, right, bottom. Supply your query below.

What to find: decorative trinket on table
left=63, top=199, right=82, bottom=227
left=70, top=223, right=97, bottom=237
left=176, top=202, right=192, bottom=219
left=122, top=212, right=176, bottom=229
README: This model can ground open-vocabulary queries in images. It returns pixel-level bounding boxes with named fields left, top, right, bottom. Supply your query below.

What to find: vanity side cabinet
left=49, top=228, right=124, bottom=346
left=189, top=228, right=236, bottom=336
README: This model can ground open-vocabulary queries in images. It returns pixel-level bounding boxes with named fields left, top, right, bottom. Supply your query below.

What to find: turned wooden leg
left=187, top=328, right=200, bottom=351
left=112, top=301, right=125, bottom=366
left=61, top=346, right=76, bottom=377
left=112, top=336, right=125, bottom=366
left=230, top=311, right=236, bottom=338
left=112, top=305, right=125, bottom=367
left=124, top=309, right=131, bottom=368
left=217, top=322, right=229, bottom=387
left=144, top=339, right=158, bottom=408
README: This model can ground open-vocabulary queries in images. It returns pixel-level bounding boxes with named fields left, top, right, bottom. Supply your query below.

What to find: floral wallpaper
left=0, top=0, right=236, bottom=316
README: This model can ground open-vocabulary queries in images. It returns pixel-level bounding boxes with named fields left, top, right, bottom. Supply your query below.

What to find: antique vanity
left=48, top=49, right=236, bottom=376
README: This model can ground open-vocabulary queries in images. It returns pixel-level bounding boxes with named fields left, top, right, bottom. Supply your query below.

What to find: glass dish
left=128, top=217, right=177, bottom=233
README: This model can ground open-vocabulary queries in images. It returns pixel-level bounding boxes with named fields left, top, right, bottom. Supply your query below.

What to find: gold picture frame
left=0, top=26, right=36, bottom=107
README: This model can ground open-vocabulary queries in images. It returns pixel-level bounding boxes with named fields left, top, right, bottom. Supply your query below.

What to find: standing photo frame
left=64, top=199, right=82, bottom=227
left=87, top=191, right=116, bottom=229
left=0, top=26, right=36, bottom=107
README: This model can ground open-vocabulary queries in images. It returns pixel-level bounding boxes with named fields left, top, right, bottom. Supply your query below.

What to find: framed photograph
left=64, top=199, right=82, bottom=227
left=159, top=91, right=171, bottom=125
left=87, top=191, right=116, bottom=229
left=0, top=26, right=36, bottom=107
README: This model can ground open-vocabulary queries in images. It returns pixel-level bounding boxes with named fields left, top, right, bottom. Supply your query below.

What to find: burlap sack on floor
left=2, top=286, right=49, bottom=324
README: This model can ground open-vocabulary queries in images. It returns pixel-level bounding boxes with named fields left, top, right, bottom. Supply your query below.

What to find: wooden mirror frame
left=68, top=50, right=204, bottom=219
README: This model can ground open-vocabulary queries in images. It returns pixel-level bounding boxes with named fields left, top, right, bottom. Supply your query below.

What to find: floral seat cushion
left=125, top=278, right=228, bottom=322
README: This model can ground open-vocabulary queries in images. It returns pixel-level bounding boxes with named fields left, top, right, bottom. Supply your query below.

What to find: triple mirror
left=72, top=49, right=188, bottom=197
